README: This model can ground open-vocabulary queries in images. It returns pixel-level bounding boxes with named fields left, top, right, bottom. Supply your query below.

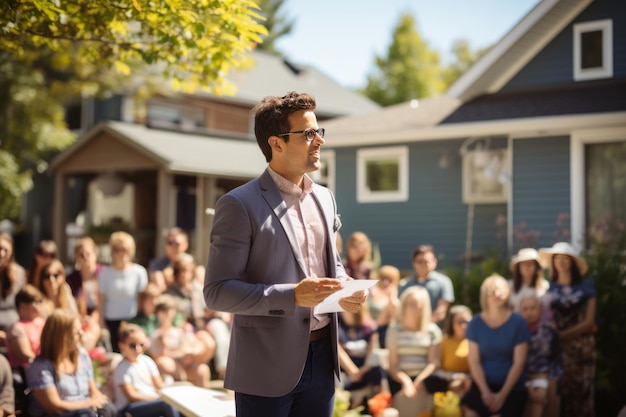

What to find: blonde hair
left=39, top=309, right=80, bottom=373
left=173, top=253, right=195, bottom=280
left=378, top=265, right=400, bottom=286
left=398, top=286, right=432, bottom=332
left=109, top=231, right=136, bottom=259
left=74, top=236, right=98, bottom=258
left=479, top=274, right=511, bottom=311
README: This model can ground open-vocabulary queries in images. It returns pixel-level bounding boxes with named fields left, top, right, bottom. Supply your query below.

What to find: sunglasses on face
left=44, top=272, right=62, bottom=279
left=128, top=342, right=145, bottom=350
left=167, top=240, right=181, bottom=247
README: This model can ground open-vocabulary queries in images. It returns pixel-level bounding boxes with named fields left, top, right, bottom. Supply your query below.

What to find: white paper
left=314, top=279, right=378, bottom=314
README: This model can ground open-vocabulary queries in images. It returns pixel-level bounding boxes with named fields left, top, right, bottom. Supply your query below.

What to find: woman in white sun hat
left=539, top=242, right=596, bottom=417
left=508, top=248, right=550, bottom=316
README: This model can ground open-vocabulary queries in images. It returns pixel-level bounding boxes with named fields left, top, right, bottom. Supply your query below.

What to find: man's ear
left=268, top=136, right=283, bottom=153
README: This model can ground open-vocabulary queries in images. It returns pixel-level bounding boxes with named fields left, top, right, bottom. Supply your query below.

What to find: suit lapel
left=259, top=171, right=307, bottom=275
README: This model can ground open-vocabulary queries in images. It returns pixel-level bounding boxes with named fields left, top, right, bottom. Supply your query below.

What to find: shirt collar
left=267, top=167, right=314, bottom=198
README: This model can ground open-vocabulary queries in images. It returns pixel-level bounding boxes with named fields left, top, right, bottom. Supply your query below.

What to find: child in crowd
left=113, top=323, right=180, bottom=417
left=148, top=296, right=211, bottom=387
left=518, top=289, right=562, bottom=417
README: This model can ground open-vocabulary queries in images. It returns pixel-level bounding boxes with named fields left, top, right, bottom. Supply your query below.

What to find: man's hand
left=295, top=277, right=344, bottom=307
left=338, top=289, right=368, bottom=313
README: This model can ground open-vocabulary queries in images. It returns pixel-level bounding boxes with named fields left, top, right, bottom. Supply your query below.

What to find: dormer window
left=573, top=19, right=613, bottom=81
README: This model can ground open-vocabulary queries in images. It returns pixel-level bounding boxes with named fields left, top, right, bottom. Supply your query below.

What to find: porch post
left=53, top=173, right=68, bottom=262
left=155, top=170, right=173, bottom=258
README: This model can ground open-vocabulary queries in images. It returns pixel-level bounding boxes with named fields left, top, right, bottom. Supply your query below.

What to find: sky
left=275, top=0, right=542, bottom=89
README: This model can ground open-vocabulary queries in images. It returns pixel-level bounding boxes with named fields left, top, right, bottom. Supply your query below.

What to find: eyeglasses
left=112, top=247, right=127, bottom=253
left=167, top=240, right=181, bottom=247
left=128, top=342, right=145, bottom=350
left=277, top=127, right=325, bottom=142
left=44, top=272, right=62, bottom=279
left=454, top=319, right=469, bottom=326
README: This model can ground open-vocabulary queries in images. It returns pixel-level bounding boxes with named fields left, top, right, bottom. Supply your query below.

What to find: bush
left=585, top=216, right=626, bottom=416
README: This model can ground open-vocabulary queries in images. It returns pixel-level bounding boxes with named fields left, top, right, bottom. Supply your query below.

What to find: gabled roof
left=193, top=51, right=381, bottom=118
left=442, top=78, right=626, bottom=123
left=323, top=96, right=461, bottom=136
left=446, top=0, right=592, bottom=101
left=49, top=121, right=267, bottom=178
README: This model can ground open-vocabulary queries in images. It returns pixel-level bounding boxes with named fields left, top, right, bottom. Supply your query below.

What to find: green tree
left=361, top=13, right=444, bottom=106
left=0, top=0, right=267, bottom=221
left=443, top=39, right=490, bottom=86
left=255, top=0, right=294, bottom=56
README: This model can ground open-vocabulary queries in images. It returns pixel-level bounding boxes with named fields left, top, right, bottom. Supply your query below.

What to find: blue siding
left=512, top=136, right=571, bottom=250
left=503, top=0, right=626, bottom=90
left=334, top=140, right=506, bottom=272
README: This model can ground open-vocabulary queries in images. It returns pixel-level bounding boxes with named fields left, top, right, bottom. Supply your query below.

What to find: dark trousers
left=105, top=319, right=123, bottom=353
left=235, top=337, right=335, bottom=417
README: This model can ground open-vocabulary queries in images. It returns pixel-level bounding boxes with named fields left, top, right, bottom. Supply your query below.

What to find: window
left=357, top=146, right=408, bottom=203
left=573, top=20, right=613, bottom=81
left=462, top=149, right=508, bottom=204
left=147, top=102, right=205, bottom=131
left=311, top=150, right=335, bottom=192
left=585, top=140, right=626, bottom=243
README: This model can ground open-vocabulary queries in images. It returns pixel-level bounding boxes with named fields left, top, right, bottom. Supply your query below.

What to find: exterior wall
left=511, top=136, right=571, bottom=249
left=503, top=0, right=626, bottom=90
left=334, top=139, right=506, bottom=273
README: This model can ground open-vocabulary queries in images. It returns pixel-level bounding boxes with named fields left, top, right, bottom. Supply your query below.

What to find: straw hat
left=509, top=248, right=541, bottom=271
left=538, top=242, right=588, bottom=275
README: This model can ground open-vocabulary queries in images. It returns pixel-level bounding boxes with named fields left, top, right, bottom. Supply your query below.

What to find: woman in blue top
left=462, top=274, right=530, bottom=417
left=26, top=309, right=115, bottom=417
left=540, top=242, right=596, bottom=417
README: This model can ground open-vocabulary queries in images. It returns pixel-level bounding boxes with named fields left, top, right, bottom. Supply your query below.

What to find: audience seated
left=386, top=286, right=441, bottom=415
left=164, top=253, right=205, bottom=330
left=337, top=307, right=387, bottom=410
left=26, top=309, right=116, bottom=417
left=0, top=354, right=15, bottom=417
left=148, top=297, right=212, bottom=388
left=6, top=285, right=46, bottom=370
left=367, top=265, right=400, bottom=349
left=1, top=233, right=26, bottom=357
left=38, top=259, right=78, bottom=317
left=148, top=228, right=199, bottom=293
left=343, top=232, right=374, bottom=280
left=424, top=305, right=473, bottom=396
left=26, top=240, right=58, bottom=289
left=113, top=323, right=180, bottom=417
left=518, top=289, right=562, bottom=417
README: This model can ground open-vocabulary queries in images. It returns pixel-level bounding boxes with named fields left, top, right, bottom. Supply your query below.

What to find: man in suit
left=204, top=91, right=367, bottom=417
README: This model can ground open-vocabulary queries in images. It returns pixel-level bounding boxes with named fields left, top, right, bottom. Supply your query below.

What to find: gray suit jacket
left=204, top=169, right=346, bottom=397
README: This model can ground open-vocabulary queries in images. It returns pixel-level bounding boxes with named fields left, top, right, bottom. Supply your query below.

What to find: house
left=32, top=50, right=379, bottom=266
left=321, top=0, right=626, bottom=273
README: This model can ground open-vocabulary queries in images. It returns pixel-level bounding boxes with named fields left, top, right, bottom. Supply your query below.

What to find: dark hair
left=27, top=240, right=59, bottom=285
left=252, top=91, right=317, bottom=162
left=15, top=284, right=44, bottom=307
left=0, top=264, right=15, bottom=300
left=551, top=255, right=583, bottom=285
left=443, top=305, right=472, bottom=337
left=511, top=260, right=542, bottom=293
left=411, top=244, right=435, bottom=260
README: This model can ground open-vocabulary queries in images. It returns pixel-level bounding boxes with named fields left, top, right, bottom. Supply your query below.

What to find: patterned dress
left=549, top=278, right=596, bottom=417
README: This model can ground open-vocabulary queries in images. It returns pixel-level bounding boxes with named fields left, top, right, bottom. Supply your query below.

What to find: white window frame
left=462, top=149, right=509, bottom=204
left=571, top=127, right=626, bottom=249
left=357, top=146, right=408, bottom=203
left=573, top=19, right=613, bottom=81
